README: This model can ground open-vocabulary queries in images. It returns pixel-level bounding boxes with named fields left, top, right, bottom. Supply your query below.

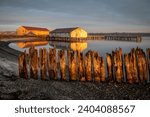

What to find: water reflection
left=17, top=41, right=48, bottom=48
left=49, top=41, right=87, bottom=52
left=13, top=37, right=149, bottom=57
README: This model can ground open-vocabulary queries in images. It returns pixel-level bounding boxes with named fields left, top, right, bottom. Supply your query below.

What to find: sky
left=0, top=0, right=150, bottom=32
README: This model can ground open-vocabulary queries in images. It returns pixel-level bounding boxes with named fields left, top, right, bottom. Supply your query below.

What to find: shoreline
left=0, top=40, right=150, bottom=100
left=0, top=41, right=20, bottom=78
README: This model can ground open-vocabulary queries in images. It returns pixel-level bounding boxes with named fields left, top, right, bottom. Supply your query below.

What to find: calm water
left=9, top=37, right=150, bottom=58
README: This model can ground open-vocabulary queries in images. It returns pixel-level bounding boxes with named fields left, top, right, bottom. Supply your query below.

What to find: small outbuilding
left=50, top=27, right=87, bottom=38
left=17, top=26, right=49, bottom=36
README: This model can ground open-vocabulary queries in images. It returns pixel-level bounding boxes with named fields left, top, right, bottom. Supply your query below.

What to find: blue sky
left=0, top=0, right=150, bottom=32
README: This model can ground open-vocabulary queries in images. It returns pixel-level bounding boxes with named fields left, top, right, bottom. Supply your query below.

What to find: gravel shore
left=1, top=78, right=150, bottom=100
left=0, top=41, right=150, bottom=100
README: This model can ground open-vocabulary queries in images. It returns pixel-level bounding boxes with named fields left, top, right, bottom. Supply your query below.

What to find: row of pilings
left=19, top=47, right=150, bottom=84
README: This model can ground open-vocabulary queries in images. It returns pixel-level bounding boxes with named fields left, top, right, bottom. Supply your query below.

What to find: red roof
left=51, top=27, right=79, bottom=33
left=22, top=26, right=49, bottom=31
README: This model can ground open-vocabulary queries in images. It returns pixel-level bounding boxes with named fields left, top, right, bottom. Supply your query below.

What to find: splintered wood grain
left=58, top=50, right=66, bottom=81
left=48, top=48, right=57, bottom=80
left=19, top=50, right=28, bottom=79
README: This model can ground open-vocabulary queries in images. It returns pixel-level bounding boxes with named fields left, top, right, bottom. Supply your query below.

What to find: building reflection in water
left=17, top=41, right=48, bottom=48
left=17, top=40, right=87, bottom=52
left=49, top=41, right=87, bottom=52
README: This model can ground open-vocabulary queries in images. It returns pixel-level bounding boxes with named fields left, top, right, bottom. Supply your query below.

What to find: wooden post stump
left=85, top=51, right=92, bottom=81
left=18, top=50, right=28, bottom=79
left=124, top=54, right=133, bottom=83
left=29, top=46, right=35, bottom=65
left=113, top=49, right=123, bottom=83
left=106, top=53, right=113, bottom=81
left=142, top=51, right=148, bottom=83
left=48, top=48, right=57, bottom=80
left=137, top=49, right=143, bottom=82
left=136, top=48, right=148, bottom=83
left=29, top=47, right=38, bottom=80
left=67, top=50, right=77, bottom=81
left=131, top=49, right=138, bottom=83
left=112, top=51, right=117, bottom=82
left=100, top=57, right=106, bottom=82
left=58, top=50, right=66, bottom=81
left=147, top=48, right=150, bottom=78
left=29, top=46, right=35, bottom=57
left=39, top=48, right=47, bottom=80
left=119, top=48, right=124, bottom=80
left=77, top=51, right=85, bottom=81
left=93, top=51, right=101, bottom=82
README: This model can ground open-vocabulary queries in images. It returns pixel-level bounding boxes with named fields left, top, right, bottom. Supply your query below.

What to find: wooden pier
left=47, top=34, right=142, bottom=42
left=46, top=37, right=88, bottom=42
left=87, top=34, right=104, bottom=40
left=0, top=34, right=142, bottom=42
left=104, top=35, right=142, bottom=42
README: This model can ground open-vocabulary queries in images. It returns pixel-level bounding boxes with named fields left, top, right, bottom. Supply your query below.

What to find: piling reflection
left=17, top=41, right=48, bottom=48
left=49, top=41, right=87, bottom=52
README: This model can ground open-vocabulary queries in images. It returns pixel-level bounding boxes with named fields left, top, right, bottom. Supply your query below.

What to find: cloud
left=0, top=0, right=150, bottom=32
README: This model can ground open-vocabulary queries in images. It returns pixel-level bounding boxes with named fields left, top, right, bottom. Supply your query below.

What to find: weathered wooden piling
left=136, top=49, right=143, bottom=82
left=124, top=49, right=139, bottom=84
left=112, top=51, right=117, bottom=81
left=58, top=50, right=66, bottom=81
left=118, top=49, right=123, bottom=83
left=119, top=48, right=124, bottom=80
left=18, top=47, right=149, bottom=84
left=100, top=57, right=106, bottom=82
left=39, top=48, right=47, bottom=80
left=124, top=54, right=133, bottom=83
left=18, top=50, right=28, bottom=79
left=112, top=49, right=123, bottom=83
left=85, top=51, right=92, bottom=81
left=136, top=48, right=148, bottom=83
left=29, top=46, right=35, bottom=57
left=130, top=49, right=138, bottom=83
left=93, top=51, right=101, bottom=82
left=142, top=52, right=148, bottom=82
left=48, top=48, right=57, bottom=80
left=106, top=53, right=113, bottom=81
left=29, top=46, right=35, bottom=64
left=67, top=50, right=77, bottom=81
left=147, top=48, right=150, bottom=76
left=29, top=47, right=38, bottom=80
left=77, top=51, right=85, bottom=81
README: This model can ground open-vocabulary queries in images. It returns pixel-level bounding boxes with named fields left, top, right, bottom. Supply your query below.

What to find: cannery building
left=50, top=27, right=87, bottom=38
left=17, top=26, right=49, bottom=36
